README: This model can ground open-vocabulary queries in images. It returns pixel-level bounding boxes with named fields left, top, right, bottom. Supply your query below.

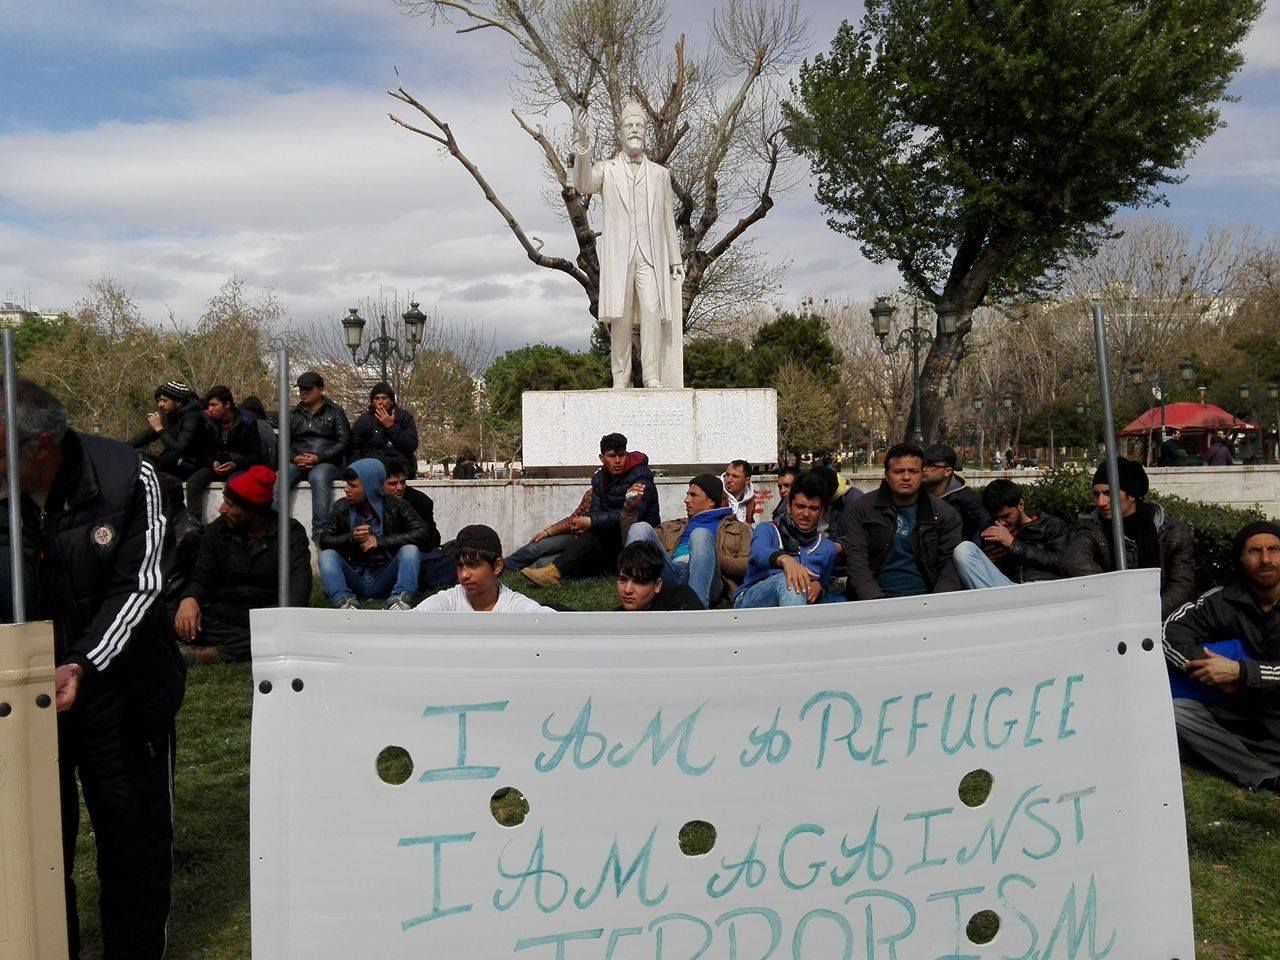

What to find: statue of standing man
left=573, top=102, right=684, bottom=389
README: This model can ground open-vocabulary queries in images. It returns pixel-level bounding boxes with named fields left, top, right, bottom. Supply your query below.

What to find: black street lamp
left=871, top=297, right=952, bottom=444
left=342, top=301, right=428, bottom=385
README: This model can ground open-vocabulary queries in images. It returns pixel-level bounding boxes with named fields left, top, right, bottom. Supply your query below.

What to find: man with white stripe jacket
left=0, top=377, right=184, bottom=960
left=1164, top=521, right=1280, bottom=791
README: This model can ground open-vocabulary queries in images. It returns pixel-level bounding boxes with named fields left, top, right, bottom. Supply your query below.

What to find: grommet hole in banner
left=376, top=746, right=413, bottom=786
left=678, top=820, right=716, bottom=857
left=491, top=787, right=529, bottom=827
left=959, top=769, right=993, bottom=807
left=966, top=909, right=1000, bottom=944
left=1142, top=638, right=1155, bottom=651
left=1117, top=642, right=1128, bottom=655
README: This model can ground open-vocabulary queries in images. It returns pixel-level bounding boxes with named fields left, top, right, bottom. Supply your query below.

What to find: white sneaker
left=386, top=593, right=413, bottom=611
left=338, top=596, right=361, bottom=610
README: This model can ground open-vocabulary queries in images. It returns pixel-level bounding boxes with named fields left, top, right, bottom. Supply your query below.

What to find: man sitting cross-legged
left=733, top=471, right=840, bottom=609
left=171, top=465, right=311, bottom=664
left=521, top=432, right=659, bottom=587
left=316, top=458, right=428, bottom=610
left=1165, top=522, right=1280, bottom=791
left=614, top=541, right=705, bottom=611
left=621, top=473, right=750, bottom=607
left=952, top=478, right=1068, bottom=589
left=416, top=524, right=555, bottom=612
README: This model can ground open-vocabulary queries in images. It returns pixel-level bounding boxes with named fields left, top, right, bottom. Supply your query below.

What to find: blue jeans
left=317, top=545, right=422, bottom=605
left=287, top=462, right=341, bottom=540
left=952, top=541, right=1015, bottom=589
left=504, top=533, right=573, bottom=572
left=625, top=522, right=722, bottom=607
left=733, top=571, right=810, bottom=608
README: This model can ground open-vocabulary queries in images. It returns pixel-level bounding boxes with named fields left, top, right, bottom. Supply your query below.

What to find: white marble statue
left=572, top=101, right=684, bottom=389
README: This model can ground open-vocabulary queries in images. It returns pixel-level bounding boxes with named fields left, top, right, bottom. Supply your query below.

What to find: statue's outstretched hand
left=572, top=104, right=589, bottom=149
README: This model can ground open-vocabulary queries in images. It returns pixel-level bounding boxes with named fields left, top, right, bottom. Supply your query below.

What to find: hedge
left=986, top=464, right=1272, bottom=593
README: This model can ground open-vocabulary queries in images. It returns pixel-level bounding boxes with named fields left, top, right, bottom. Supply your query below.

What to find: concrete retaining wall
left=204, top=464, right=1280, bottom=554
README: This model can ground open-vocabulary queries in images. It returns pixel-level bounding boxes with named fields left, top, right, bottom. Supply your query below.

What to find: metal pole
left=910, top=304, right=924, bottom=444
left=4, top=329, right=25, bottom=623
left=277, top=348, right=291, bottom=607
left=1091, top=300, right=1126, bottom=571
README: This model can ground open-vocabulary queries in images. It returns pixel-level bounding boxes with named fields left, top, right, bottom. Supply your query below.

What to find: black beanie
left=1092, top=457, right=1149, bottom=500
left=689, top=474, right=725, bottom=506
left=1233, top=521, right=1280, bottom=566
left=369, top=381, right=396, bottom=405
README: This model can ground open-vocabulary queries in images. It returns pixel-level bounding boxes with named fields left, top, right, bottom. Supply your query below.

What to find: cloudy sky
left=1, top=0, right=1276, bottom=352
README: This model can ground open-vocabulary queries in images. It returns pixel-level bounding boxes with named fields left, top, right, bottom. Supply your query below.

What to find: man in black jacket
left=844, top=442, right=963, bottom=600
left=2, top=377, right=184, bottom=960
left=382, top=455, right=453, bottom=590
left=287, top=371, right=352, bottom=540
left=952, top=478, right=1068, bottom=588
left=1164, top=521, right=1280, bottom=790
left=922, top=443, right=991, bottom=541
left=1063, top=458, right=1196, bottom=619
left=351, top=381, right=419, bottom=476
left=183, top=384, right=264, bottom=526
left=129, top=379, right=213, bottom=483
left=172, top=465, right=311, bottom=663
left=316, top=457, right=429, bottom=609
left=521, top=432, right=660, bottom=587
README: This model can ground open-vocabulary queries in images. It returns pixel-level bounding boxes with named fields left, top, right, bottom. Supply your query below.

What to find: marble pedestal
left=521, top=388, right=778, bottom=474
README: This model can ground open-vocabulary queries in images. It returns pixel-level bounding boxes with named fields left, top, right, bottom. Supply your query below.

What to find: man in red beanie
left=172, top=465, right=312, bottom=663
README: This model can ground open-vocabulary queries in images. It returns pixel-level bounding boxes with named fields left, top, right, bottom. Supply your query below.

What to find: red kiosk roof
left=1117, top=401, right=1256, bottom=437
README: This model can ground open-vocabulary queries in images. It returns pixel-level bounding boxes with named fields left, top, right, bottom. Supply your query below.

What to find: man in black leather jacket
left=315, top=457, right=430, bottom=609
left=129, top=379, right=213, bottom=483
left=351, top=381, right=419, bottom=476
left=2, top=377, right=184, bottom=960
left=287, top=371, right=352, bottom=540
left=952, top=478, right=1068, bottom=588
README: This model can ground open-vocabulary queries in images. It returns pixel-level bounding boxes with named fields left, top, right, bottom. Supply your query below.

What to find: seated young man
left=921, top=443, right=992, bottom=541
left=844, top=443, right=963, bottom=600
left=1062, top=458, right=1195, bottom=619
left=504, top=489, right=591, bottom=573
left=952, top=478, right=1068, bottom=588
left=771, top=465, right=801, bottom=520
left=615, top=541, right=705, bottom=611
left=521, top=432, right=659, bottom=587
left=721, top=459, right=757, bottom=524
left=415, top=524, right=555, bottom=612
left=733, top=471, right=839, bottom=608
left=382, top=455, right=454, bottom=590
left=621, top=473, right=750, bottom=607
left=1165, top=522, right=1280, bottom=790
left=171, top=465, right=311, bottom=663
left=315, top=458, right=429, bottom=610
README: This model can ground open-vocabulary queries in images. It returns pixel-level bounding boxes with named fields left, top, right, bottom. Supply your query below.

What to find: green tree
left=749, top=311, right=842, bottom=387
left=483, top=344, right=610, bottom=425
left=785, top=0, right=1260, bottom=441
left=774, top=359, right=839, bottom=457
left=684, top=338, right=752, bottom=389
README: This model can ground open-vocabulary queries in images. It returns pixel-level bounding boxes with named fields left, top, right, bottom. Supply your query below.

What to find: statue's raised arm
left=571, top=104, right=603, bottom=196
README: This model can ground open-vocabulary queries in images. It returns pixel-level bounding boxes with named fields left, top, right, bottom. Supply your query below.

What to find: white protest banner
left=250, top=569, right=1195, bottom=959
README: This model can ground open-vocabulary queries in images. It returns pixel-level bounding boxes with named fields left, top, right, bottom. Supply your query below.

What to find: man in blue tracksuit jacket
left=734, top=470, right=839, bottom=608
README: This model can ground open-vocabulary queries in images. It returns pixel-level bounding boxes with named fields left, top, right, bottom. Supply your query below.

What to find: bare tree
left=388, top=0, right=806, bottom=336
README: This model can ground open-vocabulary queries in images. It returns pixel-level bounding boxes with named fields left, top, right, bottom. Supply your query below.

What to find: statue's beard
left=623, top=136, right=645, bottom=155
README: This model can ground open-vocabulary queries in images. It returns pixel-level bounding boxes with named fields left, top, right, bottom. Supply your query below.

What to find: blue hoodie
left=346, top=457, right=388, bottom=526
left=739, top=520, right=837, bottom=593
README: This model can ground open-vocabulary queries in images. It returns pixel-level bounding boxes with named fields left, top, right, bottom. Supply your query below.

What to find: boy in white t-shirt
left=415, top=524, right=556, bottom=613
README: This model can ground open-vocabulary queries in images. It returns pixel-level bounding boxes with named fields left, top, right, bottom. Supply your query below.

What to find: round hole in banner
left=35, top=693, right=51, bottom=708
left=0, top=702, right=10, bottom=718
left=259, top=680, right=273, bottom=694
left=678, top=820, right=716, bottom=857
left=1117, top=642, right=1128, bottom=655
left=1142, top=638, right=1155, bottom=651
left=958, top=769, right=994, bottom=807
left=966, top=909, right=1000, bottom=944
left=376, top=746, right=414, bottom=786
left=291, top=678, right=304, bottom=692
left=490, top=787, right=530, bottom=827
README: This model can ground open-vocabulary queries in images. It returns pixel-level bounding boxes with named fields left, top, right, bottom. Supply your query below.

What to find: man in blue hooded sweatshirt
left=734, top=471, right=840, bottom=608
left=315, top=457, right=430, bottom=609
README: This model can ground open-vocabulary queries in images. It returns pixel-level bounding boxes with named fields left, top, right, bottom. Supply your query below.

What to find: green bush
left=982, top=464, right=1273, bottom=593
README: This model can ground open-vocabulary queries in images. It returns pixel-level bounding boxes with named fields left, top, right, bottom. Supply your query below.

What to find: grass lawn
left=71, top=575, right=1280, bottom=959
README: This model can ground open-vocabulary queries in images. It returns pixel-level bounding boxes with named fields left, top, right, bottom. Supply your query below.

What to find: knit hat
left=689, top=474, right=724, bottom=506
left=225, top=465, right=277, bottom=513
left=452, top=524, right=503, bottom=557
left=1233, top=521, right=1280, bottom=565
left=155, top=380, right=195, bottom=402
left=369, top=381, right=396, bottom=405
left=1092, top=457, right=1149, bottom=500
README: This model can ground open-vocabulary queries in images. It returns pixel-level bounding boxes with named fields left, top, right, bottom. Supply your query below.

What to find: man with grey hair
left=1, top=376, right=184, bottom=959
left=572, top=100, right=685, bottom=388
